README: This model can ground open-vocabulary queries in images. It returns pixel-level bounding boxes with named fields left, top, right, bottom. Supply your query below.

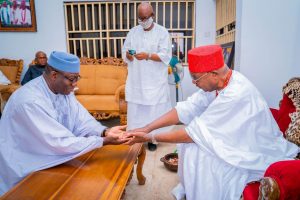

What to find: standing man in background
left=122, top=2, right=172, bottom=151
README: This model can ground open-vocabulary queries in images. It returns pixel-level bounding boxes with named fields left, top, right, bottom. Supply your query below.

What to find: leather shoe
left=148, top=142, right=157, bottom=151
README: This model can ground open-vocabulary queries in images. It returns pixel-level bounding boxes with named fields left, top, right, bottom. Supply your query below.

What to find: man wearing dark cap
left=124, top=45, right=299, bottom=199
left=0, top=51, right=129, bottom=195
left=21, top=51, right=48, bottom=85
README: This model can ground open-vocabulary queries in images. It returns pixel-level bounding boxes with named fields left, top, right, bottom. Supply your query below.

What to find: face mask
left=138, top=17, right=153, bottom=29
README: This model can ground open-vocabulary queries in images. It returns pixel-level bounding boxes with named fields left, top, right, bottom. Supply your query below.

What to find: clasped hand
left=122, top=127, right=150, bottom=145
left=126, top=51, right=148, bottom=61
left=104, top=126, right=149, bottom=145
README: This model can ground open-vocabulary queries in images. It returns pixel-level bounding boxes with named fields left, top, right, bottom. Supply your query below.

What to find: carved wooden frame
left=79, top=57, right=127, bottom=124
left=0, top=58, right=23, bottom=113
left=0, top=0, right=37, bottom=32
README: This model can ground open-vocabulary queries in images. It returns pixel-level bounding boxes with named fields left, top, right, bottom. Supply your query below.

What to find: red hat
left=188, top=45, right=224, bottom=73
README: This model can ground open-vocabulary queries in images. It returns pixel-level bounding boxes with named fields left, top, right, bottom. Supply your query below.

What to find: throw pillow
left=0, top=70, right=11, bottom=85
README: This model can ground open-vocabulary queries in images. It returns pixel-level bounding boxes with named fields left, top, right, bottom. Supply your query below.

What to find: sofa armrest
left=258, top=177, right=280, bottom=200
left=0, top=84, right=20, bottom=93
left=114, top=84, right=127, bottom=125
left=0, top=84, right=21, bottom=112
left=114, top=84, right=125, bottom=103
left=259, top=160, right=300, bottom=200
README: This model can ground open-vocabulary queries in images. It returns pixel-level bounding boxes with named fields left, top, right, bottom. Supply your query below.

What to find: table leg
left=136, top=144, right=146, bottom=185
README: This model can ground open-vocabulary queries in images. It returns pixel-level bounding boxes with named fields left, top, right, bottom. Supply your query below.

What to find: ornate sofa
left=0, top=58, right=23, bottom=113
left=77, top=57, right=128, bottom=125
left=243, top=77, right=300, bottom=200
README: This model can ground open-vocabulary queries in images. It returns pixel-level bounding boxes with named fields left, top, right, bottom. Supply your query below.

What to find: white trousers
left=127, top=101, right=172, bottom=136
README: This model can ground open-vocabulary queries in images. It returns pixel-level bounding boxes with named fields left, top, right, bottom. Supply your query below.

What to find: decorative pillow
left=286, top=112, right=300, bottom=146
left=0, top=65, right=19, bottom=83
left=275, top=94, right=296, bottom=136
left=0, top=70, right=11, bottom=85
left=283, top=77, right=300, bottom=146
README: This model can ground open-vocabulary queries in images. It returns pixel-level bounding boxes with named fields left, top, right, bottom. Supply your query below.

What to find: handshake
left=102, top=125, right=152, bottom=146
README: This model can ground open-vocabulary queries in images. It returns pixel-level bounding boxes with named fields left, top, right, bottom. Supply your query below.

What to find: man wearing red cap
left=124, top=45, right=299, bottom=199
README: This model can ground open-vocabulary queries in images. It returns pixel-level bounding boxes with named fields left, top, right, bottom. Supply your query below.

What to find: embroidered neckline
left=21, top=9, right=26, bottom=23
left=216, top=69, right=232, bottom=96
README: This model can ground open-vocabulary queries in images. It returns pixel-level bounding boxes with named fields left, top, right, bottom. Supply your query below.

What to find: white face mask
left=138, top=17, right=153, bottom=29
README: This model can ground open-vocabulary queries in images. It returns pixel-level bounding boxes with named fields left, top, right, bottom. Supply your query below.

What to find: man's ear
left=151, top=12, right=155, bottom=19
left=50, top=71, right=58, bottom=81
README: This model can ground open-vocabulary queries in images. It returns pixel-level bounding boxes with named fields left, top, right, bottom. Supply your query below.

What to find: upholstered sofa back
left=77, top=65, right=127, bottom=95
left=75, top=57, right=127, bottom=122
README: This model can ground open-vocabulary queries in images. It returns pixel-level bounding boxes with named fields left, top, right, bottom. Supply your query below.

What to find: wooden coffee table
left=1, top=144, right=146, bottom=200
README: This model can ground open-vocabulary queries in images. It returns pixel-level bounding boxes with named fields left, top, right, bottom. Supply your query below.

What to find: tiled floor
left=124, top=142, right=179, bottom=200
left=124, top=126, right=183, bottom=200
left=100, top=119, right=182, bottom=200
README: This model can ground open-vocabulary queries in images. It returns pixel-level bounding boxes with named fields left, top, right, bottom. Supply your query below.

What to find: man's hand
left=134, top=52, right=149, bottom=60
left=103, top=125, right=129, bottom=145
left=123, top=131, right=151, bottom=145
left=126, top=51, right=134, bottom=61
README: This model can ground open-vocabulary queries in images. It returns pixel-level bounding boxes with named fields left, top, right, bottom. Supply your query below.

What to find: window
left=64, top=1, right=195, bottom=64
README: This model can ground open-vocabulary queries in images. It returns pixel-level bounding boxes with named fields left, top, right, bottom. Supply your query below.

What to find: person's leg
left=146, top=102, right=172, bottom=151
left=127, top=102, right=172, bottom=151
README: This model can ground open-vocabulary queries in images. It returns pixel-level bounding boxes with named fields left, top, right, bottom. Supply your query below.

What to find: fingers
left=122, top=132, right=137, bottom=139
left=124, top=139, right=138, bottom=146
left=124, top=140, right=135, bottom=145
left=134, top=52, right=147, bottom=60
left=134, top=55, right=142, bottom=60
left=109, top=125, right=127, bottom=135
left=126, top=51, right=134, bottom=61
left=117, top=125, right=127, bottom=130
left=118, top=138, right=131, bottom=143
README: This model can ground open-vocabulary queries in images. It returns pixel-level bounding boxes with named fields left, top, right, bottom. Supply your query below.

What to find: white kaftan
left=0, top=76, right=106, bottom=195
left=174, top=71, right=299, bottom=200
left=122, top=23, right=172, bottom=133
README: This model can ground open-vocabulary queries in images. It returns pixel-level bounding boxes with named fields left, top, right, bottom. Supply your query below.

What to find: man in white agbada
left=18, top=0, right=31, bottom=25
left=124, top=45, right=299, bottom=199
left=0, top=51, right=128, bottom=195
left=122, top=2, right=172, bottom=151
left=0, top=1, right=10, bottom=25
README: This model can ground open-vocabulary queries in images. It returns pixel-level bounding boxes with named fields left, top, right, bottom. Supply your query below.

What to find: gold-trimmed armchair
left=77, top=57, right=127, bottom=125
left=0, top=58, right=23, bottom=112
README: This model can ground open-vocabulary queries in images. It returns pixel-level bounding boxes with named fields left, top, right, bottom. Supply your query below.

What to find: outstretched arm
left=135, top=108, right=180, bottom=134
left=125, top=128, right=193, bottom=145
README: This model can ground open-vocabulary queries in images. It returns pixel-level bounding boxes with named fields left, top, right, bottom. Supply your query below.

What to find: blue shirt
left=21, top=64, right=46, bottom=85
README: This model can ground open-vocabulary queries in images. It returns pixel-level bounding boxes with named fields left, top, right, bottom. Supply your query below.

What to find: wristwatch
left=146, top=53, right=151, bottom=61
left=101, top=128, right=108, bottom=137
left=151, top=133, right=158, bottom=144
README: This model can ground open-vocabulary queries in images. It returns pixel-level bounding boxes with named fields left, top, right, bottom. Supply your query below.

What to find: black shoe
left=148, top=142, right=157, bottom=151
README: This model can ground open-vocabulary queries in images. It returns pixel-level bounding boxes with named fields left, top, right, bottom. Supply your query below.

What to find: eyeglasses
left=138, top=14, right=153, bottom=21
left=63, top=74, right=81, bottom=83
left=55, top=70, right=81, bottom=83
left=37, top=56, right=47, bottom=60
left=192, top=73, right=208, bottom=84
